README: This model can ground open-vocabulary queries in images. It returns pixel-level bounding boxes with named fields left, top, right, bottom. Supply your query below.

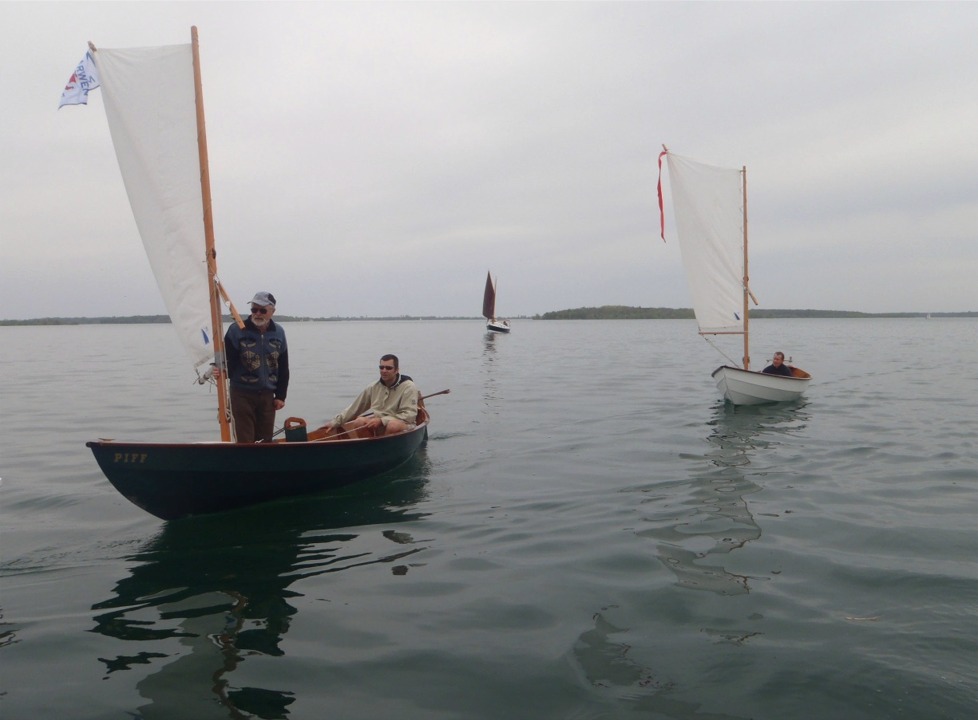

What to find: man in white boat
left=215, top=291, right=290, bottom=442
left=762, top=351, right=794, bottom=377
left=324, top=355, right=418, bottom=437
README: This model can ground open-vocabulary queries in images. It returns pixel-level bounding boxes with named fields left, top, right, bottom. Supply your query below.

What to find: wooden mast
left=191, top=26, right=232, bottom=441
left=741, top=165, right=750, bottom=371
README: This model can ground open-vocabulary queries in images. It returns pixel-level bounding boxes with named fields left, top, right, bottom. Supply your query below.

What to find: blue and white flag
left=59, top=51, right=100, bottom=108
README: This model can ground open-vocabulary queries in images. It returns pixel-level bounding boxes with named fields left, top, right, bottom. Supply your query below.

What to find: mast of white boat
left=741, top=165, right=750, bottom=370
left=191, top=26, right=237, bottom=441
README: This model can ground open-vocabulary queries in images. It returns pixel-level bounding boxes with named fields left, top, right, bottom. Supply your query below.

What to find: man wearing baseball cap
left=219, top=291, right=290, bottom=442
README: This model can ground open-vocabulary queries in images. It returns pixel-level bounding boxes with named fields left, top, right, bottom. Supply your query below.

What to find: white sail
left=664, top=153, right=745, bottom=335
left=93, top=44, right=213, bottom=370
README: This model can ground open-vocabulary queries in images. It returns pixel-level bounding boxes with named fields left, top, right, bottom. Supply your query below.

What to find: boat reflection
left=482, top=331, right=500, bottom=411
left=0, top=612, right=16, bottom=650
left=571, top=610, right=751, bottom=719
left=639, top=402, right=808, bottom=595
left=482, top=329, right=498, bottom=357
left=91, top=452, right=431, bottom=719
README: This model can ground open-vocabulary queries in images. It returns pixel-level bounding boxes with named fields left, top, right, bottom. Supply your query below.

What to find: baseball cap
left=249, top=291, right=276, bottom=307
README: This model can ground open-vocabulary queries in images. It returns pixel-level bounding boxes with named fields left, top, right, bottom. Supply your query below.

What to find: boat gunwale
left=711, top=364, right=812, bottom=382
left=86, top=418, right=430, bottom=450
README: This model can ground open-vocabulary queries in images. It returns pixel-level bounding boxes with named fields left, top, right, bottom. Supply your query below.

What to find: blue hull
left=87, top=421, right=428, bottom=520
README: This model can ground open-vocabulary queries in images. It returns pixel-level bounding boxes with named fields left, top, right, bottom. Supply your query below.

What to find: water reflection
left=639, top=402, right=808, bottom=595
left=482, top=331, right=499, bottom=409
left=0, top=611, right=17, bottom=650
left=91, top=452, right=431, bottom=719
left=571, top=609, right=749, bottom=719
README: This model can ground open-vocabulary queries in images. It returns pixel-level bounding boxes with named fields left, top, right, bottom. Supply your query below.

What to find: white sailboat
left=483, top=271, right=510, bottom=333
left=658, top=147, right=811, bottom=405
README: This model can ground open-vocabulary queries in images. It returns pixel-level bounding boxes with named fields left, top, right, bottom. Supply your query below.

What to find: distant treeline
left=536, top=306, right=976, bottom=320
left=538, top=306, right=693, bottom=320
left=2, top=308, right=975, bottom=326
left=0, top=315, right=478, bottom=326
left=1, top=315, right=173, bottom=326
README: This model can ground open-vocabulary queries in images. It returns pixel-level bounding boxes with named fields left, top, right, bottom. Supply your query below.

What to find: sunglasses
left=378, top=365, right=395, bottom=370
left=251, top=306, right=269, bottom=315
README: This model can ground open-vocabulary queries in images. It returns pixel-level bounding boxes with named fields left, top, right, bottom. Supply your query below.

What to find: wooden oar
left=421, top=389, right=451, bottom=400
left=312, top=425, right=361, bottom=441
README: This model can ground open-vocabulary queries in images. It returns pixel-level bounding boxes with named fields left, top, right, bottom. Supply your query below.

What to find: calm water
left=1, top=319, right=976, bottom=720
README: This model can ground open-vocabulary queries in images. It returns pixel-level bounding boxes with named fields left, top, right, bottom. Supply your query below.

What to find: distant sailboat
left=483, top=271, right=511, bottom=333
left=658, top=147, right=811, bottom=405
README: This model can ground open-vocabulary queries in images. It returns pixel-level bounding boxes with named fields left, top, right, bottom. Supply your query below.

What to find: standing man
left=325, top=354, right=418, bottom=436
left=222, top=291, right=289, bottom=442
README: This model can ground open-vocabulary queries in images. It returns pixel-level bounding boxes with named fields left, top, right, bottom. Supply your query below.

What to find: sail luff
left=191, top=27, right=232, bottom=440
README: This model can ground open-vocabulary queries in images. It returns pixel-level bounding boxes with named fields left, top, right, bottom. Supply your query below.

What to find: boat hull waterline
left=711, top=365, right=811, bottom=405
left=486, top=320, right=510, bottom=333
left=87, top=419, right=429, bottom=521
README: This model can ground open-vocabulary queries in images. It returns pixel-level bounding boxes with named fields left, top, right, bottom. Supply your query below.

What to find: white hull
left=486, top=319, right=510, bottom=333
left=712, top=365, right=810, bottom=405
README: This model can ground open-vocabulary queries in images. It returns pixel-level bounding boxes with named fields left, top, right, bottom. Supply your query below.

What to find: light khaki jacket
left=332, top=374, right=419, bottom=428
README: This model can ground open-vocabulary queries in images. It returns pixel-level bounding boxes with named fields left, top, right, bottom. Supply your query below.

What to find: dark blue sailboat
left=78, top=28, right=432, bottom=520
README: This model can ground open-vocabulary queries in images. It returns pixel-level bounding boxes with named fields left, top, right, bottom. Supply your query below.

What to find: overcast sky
left=2, top=1, right=975, bottom=320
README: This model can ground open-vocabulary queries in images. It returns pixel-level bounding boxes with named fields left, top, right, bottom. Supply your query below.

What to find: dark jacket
left=762, top=363, right=793, bottom=377
left=224, top=318, right=289, bottom=400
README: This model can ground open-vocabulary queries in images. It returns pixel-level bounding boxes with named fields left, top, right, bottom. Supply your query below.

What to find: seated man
left=325, top=354, right=419, bottom=436
left=762, top=351, right=794, bottom=377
